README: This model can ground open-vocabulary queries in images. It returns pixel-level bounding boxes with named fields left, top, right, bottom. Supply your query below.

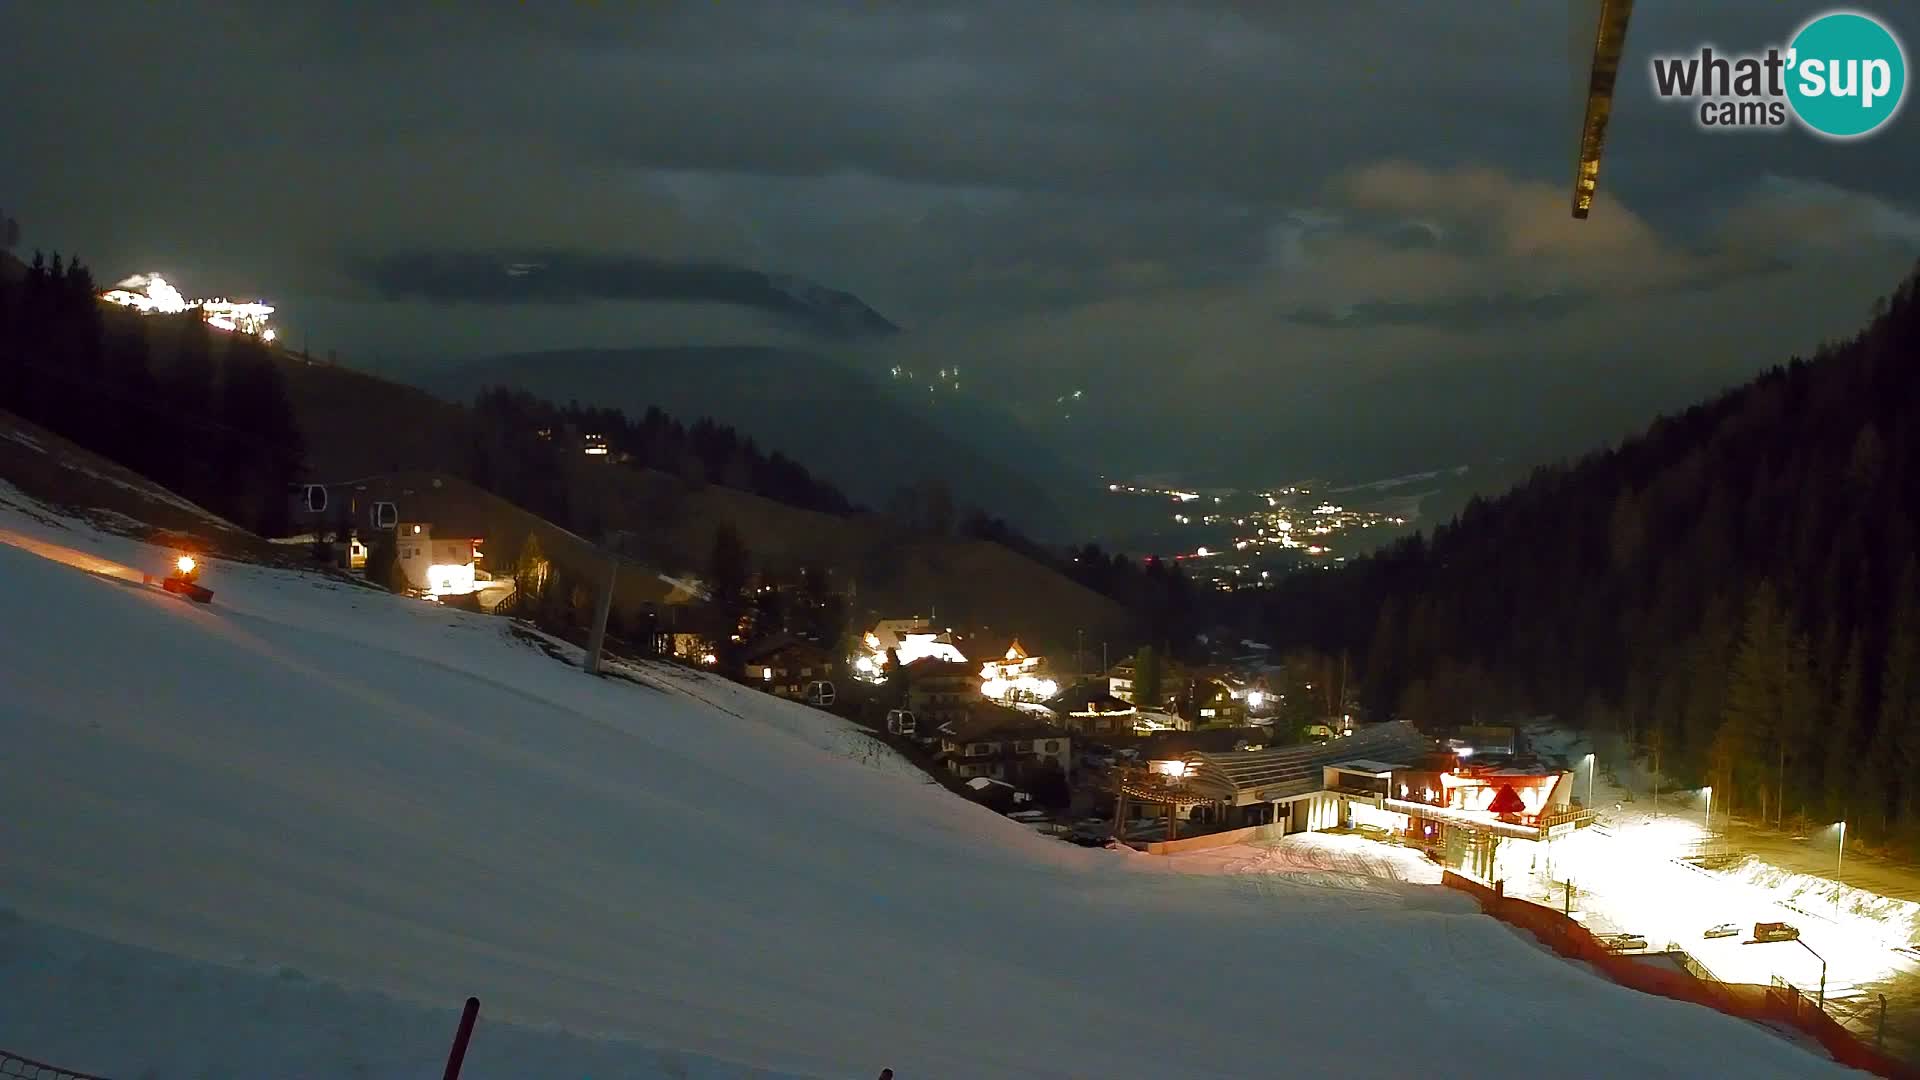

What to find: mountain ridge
left=420, top=344, right=1092, bottom=538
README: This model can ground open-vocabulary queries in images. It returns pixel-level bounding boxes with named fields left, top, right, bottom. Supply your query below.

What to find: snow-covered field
left=0, top=495, right=1856, bottom=1078
left=1163, top=831, right=1446, bottom=890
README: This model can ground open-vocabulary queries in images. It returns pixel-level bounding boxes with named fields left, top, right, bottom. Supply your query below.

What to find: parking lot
left=1529, top=813, right=1920, bottom=1057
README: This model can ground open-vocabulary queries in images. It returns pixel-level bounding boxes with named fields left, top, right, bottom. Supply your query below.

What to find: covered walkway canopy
left=1160, top=722, right=1434, bottom=807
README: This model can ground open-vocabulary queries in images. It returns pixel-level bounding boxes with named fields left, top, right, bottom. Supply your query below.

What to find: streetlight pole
left=1836, top=820, right=1848, bottom=919
left=1585, top=753, right=1596, bottom=809
left=1704, top=786, right=1713, bottom=841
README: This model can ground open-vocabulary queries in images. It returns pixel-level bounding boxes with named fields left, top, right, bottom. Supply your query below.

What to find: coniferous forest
left=0, top=252, right=305, bottom=537
left=1263, top=263, right=1920, bottom=846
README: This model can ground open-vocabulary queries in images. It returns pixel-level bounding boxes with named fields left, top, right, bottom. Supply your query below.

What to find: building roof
left=1180, top=722, right=1433, bottom=804
left=903, top=657, right=976, bottom=679
left=1048, top=681, right=1134, bottom=714
left=1138, top=727, right=1267, bottom=758
left=324, top=476, right=497, bottom=539
left=741, top=634, right=832, bottom=664
left=1329, top=759, right=1407, bottom=775
left=944, top=706, right=1069, bottom=744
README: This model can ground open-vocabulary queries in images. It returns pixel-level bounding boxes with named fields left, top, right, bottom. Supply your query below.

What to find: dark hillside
left=1265, top=262, right=1920, bottom=842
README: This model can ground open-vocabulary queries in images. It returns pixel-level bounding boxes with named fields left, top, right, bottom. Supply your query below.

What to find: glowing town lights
left=1195, top=546, right=1211, bottom=557
left=763, top=667, right=773, bottom=681
left=1246, top=690, right=1265, bottom=709
left=1150, top=760, right=1190, bottom=778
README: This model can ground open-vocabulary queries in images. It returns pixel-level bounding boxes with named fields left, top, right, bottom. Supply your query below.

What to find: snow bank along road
left=0, top=500, right=1856, bottom=1078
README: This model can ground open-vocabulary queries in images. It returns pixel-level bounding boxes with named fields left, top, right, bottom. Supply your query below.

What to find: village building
left=1182, top=675, right=1245, bottom=729
left=853, top=617, right=967, bottom=682
left=392, top=520, right=489, bottom=598
left=903, top=657, right=983, bottom=738
left=1110, top=723, right=1590, bottom=875
left=1047, top=682, right=1138, bottom=738
left=937, top=708, right=1073, bottom=784
left=979, top=639, right=1058, bottom=704
left=743, top=635, right=837, bottom=700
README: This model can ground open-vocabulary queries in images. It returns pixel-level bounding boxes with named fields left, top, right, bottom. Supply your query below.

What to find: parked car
left=1704, top=923, right=1741, bottom=939
left=1753, top=921, right=1801, bottom=943
left=1597, top=933, right=1649, bottom=952
left=1068, top=820, right=1112, bottom=847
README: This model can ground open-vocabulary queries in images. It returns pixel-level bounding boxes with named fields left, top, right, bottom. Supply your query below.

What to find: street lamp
left=1837, top=820, right=1847, bottom=880
left=1584, top=753, right=1596, bottom=809
left=1703, top=786, right=1713, bottom=840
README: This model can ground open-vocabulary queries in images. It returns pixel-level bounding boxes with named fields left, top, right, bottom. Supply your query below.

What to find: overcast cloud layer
left=3, top=2, right=1915, bottom=482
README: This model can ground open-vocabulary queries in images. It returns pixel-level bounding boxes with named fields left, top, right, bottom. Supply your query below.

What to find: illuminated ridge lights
left=99, top=273, right=278, bottom=342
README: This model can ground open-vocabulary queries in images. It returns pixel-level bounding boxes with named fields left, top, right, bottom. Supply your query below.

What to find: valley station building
left=1113, top=721, right=1593, bottom=876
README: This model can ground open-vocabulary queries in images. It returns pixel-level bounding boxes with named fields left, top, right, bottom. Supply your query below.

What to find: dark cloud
left=1288, top=292, right=1585, bottom=332
left=348, top=251, right=898, bottom=340
left=1, top=2, right=1915, bottom=483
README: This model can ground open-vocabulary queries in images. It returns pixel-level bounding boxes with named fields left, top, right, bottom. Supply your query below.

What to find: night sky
left=3, top=3, right=1915, bottom=482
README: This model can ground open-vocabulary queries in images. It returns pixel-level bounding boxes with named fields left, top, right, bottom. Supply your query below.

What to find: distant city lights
left=1103, top=477, right=1415, bottom=590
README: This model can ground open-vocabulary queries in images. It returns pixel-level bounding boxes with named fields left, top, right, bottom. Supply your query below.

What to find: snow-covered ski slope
left=0, top=495, right=1850, bottom=1078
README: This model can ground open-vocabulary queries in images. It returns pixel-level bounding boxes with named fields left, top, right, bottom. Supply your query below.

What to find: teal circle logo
left=1786, top=11, right=1907, bottom=138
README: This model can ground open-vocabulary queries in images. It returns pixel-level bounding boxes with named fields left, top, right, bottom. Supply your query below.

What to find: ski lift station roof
left=1326, top=759, right=1406, bottom=776
left=1176, top=722, right=1434, bottom=806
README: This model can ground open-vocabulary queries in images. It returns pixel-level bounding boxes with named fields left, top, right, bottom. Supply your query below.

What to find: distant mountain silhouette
left=349, top=251, right=902, bottom=341
left=420, top=346, right=1091, bottom=537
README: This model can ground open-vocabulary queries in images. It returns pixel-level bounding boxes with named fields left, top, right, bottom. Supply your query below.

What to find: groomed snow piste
left=0, top=490, right=1853, bottom=1078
